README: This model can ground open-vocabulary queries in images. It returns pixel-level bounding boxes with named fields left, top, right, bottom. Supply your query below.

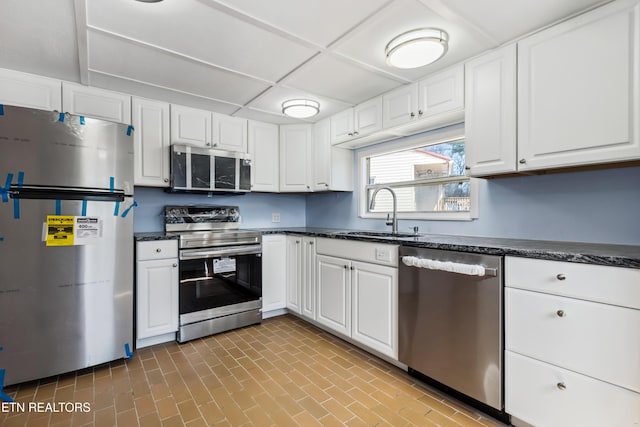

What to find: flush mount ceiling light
left=281, top=99, right=320, bottom=119
left=385, top=28, right=449, bottom=69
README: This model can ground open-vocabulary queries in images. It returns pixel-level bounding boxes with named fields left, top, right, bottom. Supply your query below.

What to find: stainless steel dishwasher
left=398, top=246, right=507, bottom=422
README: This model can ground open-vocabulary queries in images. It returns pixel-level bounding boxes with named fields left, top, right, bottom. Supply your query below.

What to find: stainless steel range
left=165, top=205, right=262, bottom=343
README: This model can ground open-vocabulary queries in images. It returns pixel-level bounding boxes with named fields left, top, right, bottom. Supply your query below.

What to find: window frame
left=357, top=124, right=479, bottom=221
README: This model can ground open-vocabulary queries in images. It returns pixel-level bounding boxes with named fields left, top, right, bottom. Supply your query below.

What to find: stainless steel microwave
left=170, top=144, right=251, bottom=193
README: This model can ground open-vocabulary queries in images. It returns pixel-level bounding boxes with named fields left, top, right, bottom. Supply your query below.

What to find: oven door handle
left=179, top=244, right=262, bottom=260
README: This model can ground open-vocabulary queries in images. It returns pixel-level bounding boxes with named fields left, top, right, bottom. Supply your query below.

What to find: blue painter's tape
left=0, top=105, right=4, bottom=116
left=55, top=200, right=61, bottom=216
left=1, top=173, right=13, bottom=203
left=113, top=201, right=120, bottom=217
left=79, top=116, right=85, bottom=125
left=120, top=200, right=138, bottom=218
left=124, top=343, right=133, bottom=360
left=0, top=238, right=4, bottom=242
left=0, top=347, right=3, bottom=351
left=126, top=125, right=134, bottom=136
left=81, top=200, right=87, bottom=216
left=109, top=177, right=115, bottom=192
left=13, top=172, right=24, bottom=219
left=0, top=369, right=13, bottom=402
left=58, top=112, right=64, bottom=122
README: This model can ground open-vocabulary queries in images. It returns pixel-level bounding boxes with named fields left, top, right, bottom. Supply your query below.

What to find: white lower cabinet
left=261, top=234, right=287, bottom=315
left=505, top=257, right=640, bottom=426
left=136, top=240, right=179, bottom=348
left=315, top=238, right=398, bottom=359
left=285, top=236, right=302, bottom=314
left=285, top=236, right=316, bottom=319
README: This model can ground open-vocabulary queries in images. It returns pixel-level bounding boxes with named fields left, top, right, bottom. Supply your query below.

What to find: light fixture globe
left=282, top=99, right=320, bottom=119
left=385, top=28, right=449, bottom=69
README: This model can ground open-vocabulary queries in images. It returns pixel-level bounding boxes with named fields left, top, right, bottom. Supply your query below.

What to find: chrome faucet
left=369, top=186, right=398, bottom=234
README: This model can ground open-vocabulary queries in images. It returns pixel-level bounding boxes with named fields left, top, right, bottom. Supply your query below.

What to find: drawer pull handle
left=556, top=310, right=566, bottom=317
left=156, top=248, right=162, bottom=253
left=556, top=274, right=566, bottom=281
left=557, top=382, right=566, bottom=391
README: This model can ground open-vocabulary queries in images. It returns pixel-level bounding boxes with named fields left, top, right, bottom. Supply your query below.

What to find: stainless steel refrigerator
left=0, top=105, right=134, bottom=386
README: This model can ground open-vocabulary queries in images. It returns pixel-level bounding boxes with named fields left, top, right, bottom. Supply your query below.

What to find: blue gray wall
left=305, top=165, right=640, bottom=245
left=133, top=187, right=306, bottom=232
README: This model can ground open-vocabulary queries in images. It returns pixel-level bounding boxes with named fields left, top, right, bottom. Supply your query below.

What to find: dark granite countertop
left=256, top=227, right=640, bottom=269
left=134, top=232, right=179, bottom=242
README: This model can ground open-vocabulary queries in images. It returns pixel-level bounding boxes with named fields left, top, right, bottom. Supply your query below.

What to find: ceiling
left=0, top=0, right=609, bottom=124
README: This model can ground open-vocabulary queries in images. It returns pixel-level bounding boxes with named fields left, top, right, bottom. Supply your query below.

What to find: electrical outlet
left=271, top=213, right=281, bottom=223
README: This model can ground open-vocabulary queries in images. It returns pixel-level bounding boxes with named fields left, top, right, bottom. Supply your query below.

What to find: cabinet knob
left=324, top=183, right=329, bottom=187
left=172, top=263, right=178, bottom=268
left=213, top=143, right=218, bottom=147
left=410, top=112, right=415, bottom=118
left=163, top=178, right=169, bottom=183
left=464, top=166, right=470, bottom=170
left=556, top=310, right=566, bottom=318
left=350, top=266, right=353, bottom=270
left=306, top=185, right=310, bottom=190
left=519, top=158, right=526, bottom=164
left=309, top=241, right=314, bottom=245
left=348, top=132, right=354, bottom=136
left=343, top=265, right=348, bottom=269
left=418, top=110, right=423, bottom=116
left=556, top=382, right=566, bottom=391
left=296, top=240, right=300, bottom=244
left=156, top=248, right=162, bottom=253
left=353, top=131, right=359, bottom=136
left=206, top=142, right=211, bottom=146
left=556, top=274, right=566, bottom=281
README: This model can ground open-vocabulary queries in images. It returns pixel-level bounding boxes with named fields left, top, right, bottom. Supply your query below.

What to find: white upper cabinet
left=0, top=68, right=61, bottom=112
left=170, top=104, right=211, bottom=147
left=280, top=124, right=313, bottom=192
left=517, top=0, right=640, bottom=171
left=418, top=65, right=464, bottom=118
left=212, top=113, right=248, bottom=152
left=313, top=118, right=353, bottom=192
left=382, top=64, right=464, bottom=130
left=465, top=44, right=518, bottom=176
left=383, top=83, right=418, bottom=129
left=62, top=82, right=131, bottom=124
left=248, top=120, right=279, bottom=192
left=331, top=97, right=383, bottom=145
left=132, top=97, right=171, bottom=187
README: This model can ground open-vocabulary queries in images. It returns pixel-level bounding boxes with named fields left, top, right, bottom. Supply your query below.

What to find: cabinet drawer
left=136, top=240, right=178, bottom=261
left=506, top=257, right=640, bottom=309
left=316, top=238, right=398, bottom=267
left=506, top=351, right=640, bottom=427
left=506, top=288, right=640, bottom=392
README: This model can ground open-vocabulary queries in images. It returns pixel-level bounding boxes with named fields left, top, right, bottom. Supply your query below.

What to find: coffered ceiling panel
left=87, top=30, right=270, bottom=107
left=233, top=108, right=301, bottom=125
left=209, top=0, right=393, bottom=47
left=283, top=55, right=402, bottom=105
left=86, top=0, right=317, bottom=82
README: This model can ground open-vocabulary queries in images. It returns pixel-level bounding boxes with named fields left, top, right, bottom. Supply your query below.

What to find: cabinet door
left=354, top=96, right=383, bottom=137
left=132, top=97, right=170, bottom=187
left=301, top=237, right=317, bottom=320
left=330, top=108, right=354, bottom=145
left=313, top=118, right=332, bottom=191
left=0, top=68, right=61, bottom=111
left=248, top=120, right=279, bottom=192
left=382, top=83, right=418, bottom=128
left=517, top=0, right=640, bottom=170
left=136, top=258, right=179, bottom=340
left=261, top=234, right=287, bottom=313
left=418, top=65, right=464, bottom=118
left=170, top=105, right=211, bottom=147
left=280, top=124, right=312, bottom=192
left=351, top=261, right=398, bottom=359
left=316, top=255, right=351, bottom=336
left=212, top=113, right=248, bottom=152
left=285, top=236, right=302, bottom=313
left=465, top=44, right=517, bottom=176
left=62, top=82, right=131, bottom=124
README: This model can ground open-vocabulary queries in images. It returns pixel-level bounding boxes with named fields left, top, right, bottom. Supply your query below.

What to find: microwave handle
left=179, top=244, right=262, bottom=260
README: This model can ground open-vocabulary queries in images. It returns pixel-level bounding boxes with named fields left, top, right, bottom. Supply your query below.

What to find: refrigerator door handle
left=10, top=186, right=125, bottom=202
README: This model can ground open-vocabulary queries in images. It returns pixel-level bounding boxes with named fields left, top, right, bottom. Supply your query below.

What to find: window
left=358, top=127, right=478, bottom=221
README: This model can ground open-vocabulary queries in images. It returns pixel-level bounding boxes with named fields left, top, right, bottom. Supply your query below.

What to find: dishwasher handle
left=401, top=255, right=497, bottom=277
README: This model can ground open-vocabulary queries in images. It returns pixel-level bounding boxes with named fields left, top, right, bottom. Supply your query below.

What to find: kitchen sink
left=339, top=231, right=420, bottom=238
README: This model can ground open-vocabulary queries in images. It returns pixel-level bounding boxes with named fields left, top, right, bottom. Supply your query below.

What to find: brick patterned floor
left=0, top=315, right=506, bottom=426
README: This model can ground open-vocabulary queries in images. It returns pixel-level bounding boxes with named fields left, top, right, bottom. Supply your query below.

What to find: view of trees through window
left=366, top=139, right=470, bottom=213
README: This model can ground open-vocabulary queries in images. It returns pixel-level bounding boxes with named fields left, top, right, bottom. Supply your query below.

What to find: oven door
left=178, top=244, right=262, bottom=324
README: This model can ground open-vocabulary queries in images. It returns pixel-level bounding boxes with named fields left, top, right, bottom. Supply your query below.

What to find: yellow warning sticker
left=46, top=216, right=75, bottom=246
